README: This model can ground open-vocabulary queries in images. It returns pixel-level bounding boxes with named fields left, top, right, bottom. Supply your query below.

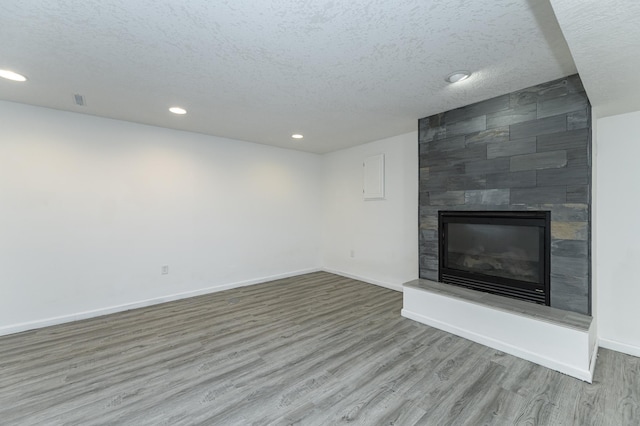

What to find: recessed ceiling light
left=291, top=134, right=304, bottom=139
left=169, top=107, right=187, bottom=115
left=0, top=69, right=27, bottom=82
left=445, top=71, right=471, bottom=84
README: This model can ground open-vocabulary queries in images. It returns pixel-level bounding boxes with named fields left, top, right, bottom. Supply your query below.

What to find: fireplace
left=438, top=211, right=550, bottom=305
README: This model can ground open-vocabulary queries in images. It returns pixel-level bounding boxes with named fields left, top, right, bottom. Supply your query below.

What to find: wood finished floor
left=0, top=272, right=638, bottom=425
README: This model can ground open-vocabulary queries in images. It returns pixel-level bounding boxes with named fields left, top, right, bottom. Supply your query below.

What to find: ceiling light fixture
left=291, top=134, right=304, bottom=139
left=169, top=107, right=187, bottom=115
left=445, top=71, right=471, bottom=84
left=0, top=69, right=27, bottom=82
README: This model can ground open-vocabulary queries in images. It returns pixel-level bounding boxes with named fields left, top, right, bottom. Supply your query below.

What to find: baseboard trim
left=599, top=337, right=640, bottom=358
left=402, top=308, right=593, bottom=382
left=0, top=267, right=321, bottom=337
left=321, top=268, right=404, bottom=292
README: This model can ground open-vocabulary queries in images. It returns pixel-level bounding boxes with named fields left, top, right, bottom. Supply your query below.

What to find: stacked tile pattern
left=419, top=75, right=591, bottom=315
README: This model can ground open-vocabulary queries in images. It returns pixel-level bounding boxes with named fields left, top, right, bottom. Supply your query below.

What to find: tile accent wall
left=419, top=75, right=591, bottom=315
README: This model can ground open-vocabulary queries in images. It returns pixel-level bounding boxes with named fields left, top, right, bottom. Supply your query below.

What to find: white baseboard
left=401, top=308, right=593, bottom=382
left=401, top=282, right=596, bottom=382
left=321, top=268, right=404, bottom=292
left=599, top=337, right=640, bottom=358
left=0, top=267, right=321, bottom=337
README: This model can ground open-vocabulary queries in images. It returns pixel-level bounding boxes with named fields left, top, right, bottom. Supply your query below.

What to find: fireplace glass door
left=446, top=223, right=540, bottom=283
left=439, top=211, right=550, bottom=305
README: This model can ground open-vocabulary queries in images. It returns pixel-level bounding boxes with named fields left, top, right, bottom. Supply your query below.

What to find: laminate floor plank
left=1, top=271, right=639, bottom=425
left=599, top=349, right=640, bottom=425
left=457, top=384, right=528, bottom=426
left=421, top=358, right=507, bottom=423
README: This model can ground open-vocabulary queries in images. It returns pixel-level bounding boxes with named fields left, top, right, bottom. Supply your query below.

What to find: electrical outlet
left=350, top=250, right=355, bottom=258
left=161, top=265, right=169, bottom=275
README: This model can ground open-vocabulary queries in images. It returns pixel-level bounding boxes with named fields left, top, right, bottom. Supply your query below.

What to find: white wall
left=595, top=109, right=640, bottom=356
left=0, top=101, right=321, bottom=333
left=590, top=109, right=598, bottom=340
left=321, top=132, right=419, bottom=291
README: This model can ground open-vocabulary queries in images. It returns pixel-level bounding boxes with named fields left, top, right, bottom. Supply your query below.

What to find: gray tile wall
left=418, top=75, right=591, bottom=315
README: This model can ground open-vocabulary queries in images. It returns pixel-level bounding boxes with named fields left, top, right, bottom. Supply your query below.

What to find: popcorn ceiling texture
left=0, top=0, right=576, bottom=152
left=549, top=0, right=640, bottom=118
left=418, top=75, right=592, bottom=315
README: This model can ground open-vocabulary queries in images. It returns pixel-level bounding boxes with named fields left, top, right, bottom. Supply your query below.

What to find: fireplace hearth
left=439, top=211, right=551, bottom=305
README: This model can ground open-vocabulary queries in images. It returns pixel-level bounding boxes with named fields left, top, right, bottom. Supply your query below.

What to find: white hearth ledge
left=402, top=279, right=597, bottom=382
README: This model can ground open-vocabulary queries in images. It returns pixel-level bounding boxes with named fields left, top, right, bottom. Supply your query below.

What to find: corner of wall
left=320, top=132, right=419, bottom=288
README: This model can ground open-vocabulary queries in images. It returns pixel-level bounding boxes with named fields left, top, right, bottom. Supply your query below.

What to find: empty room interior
left=1, top=1, right=639, bottom=425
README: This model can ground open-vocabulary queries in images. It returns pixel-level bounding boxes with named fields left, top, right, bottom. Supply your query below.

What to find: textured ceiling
left=549, top=0, right=640, bottom=119
left=0, top=0, right=577, bottom=153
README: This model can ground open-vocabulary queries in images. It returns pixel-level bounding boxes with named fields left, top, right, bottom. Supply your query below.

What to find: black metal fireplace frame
left=438, top=210, right=551, bottom=305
